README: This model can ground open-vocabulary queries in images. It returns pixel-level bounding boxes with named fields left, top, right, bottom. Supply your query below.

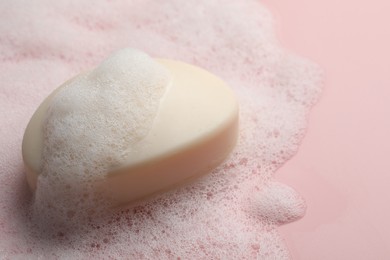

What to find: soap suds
left=33, top=48, right=170, bottom=231
left=0, top=0, right=322, bottom=259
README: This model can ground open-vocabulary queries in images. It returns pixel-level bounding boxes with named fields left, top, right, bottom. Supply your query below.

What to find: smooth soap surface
left=22, top=58, right=239, bottom=205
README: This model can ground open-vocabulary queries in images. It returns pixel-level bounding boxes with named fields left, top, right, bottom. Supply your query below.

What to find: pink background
left=262, top=0, right=390, bottom=259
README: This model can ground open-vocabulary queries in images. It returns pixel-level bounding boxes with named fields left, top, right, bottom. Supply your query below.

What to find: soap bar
left=22, top=50, right=239, bottom=206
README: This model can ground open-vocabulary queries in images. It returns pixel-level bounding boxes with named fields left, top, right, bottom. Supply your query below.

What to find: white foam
left=247, top=182, right=306, bottom=225
left=33, top=48, right=170, bottom=230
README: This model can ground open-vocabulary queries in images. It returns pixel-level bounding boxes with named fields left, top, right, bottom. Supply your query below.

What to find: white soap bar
left=22, top=50, right=239, bottom=206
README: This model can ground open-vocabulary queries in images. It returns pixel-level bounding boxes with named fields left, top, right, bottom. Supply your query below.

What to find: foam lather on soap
left=33, top=48, right=170, bottom=229
left=0, top=1, right=323, bottom=259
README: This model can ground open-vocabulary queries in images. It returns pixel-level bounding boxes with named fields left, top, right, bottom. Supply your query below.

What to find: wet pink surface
left=262, top=0, right=390, bottom=259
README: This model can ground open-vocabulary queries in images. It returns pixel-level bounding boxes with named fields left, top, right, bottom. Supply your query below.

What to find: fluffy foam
left=33, top=48, right=170, bottom=230
left=0, top=0, right=322, bottom=259
left=246, top=182, right=307, bottom=225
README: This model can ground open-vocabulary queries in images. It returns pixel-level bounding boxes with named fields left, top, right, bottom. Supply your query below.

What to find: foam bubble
left=0, top=0, right=322, bottom=259
left=246, top=182, right=306, bottom=225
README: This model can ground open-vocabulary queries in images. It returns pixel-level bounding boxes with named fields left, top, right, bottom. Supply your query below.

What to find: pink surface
left=262, top=0, right=390, bottom=259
